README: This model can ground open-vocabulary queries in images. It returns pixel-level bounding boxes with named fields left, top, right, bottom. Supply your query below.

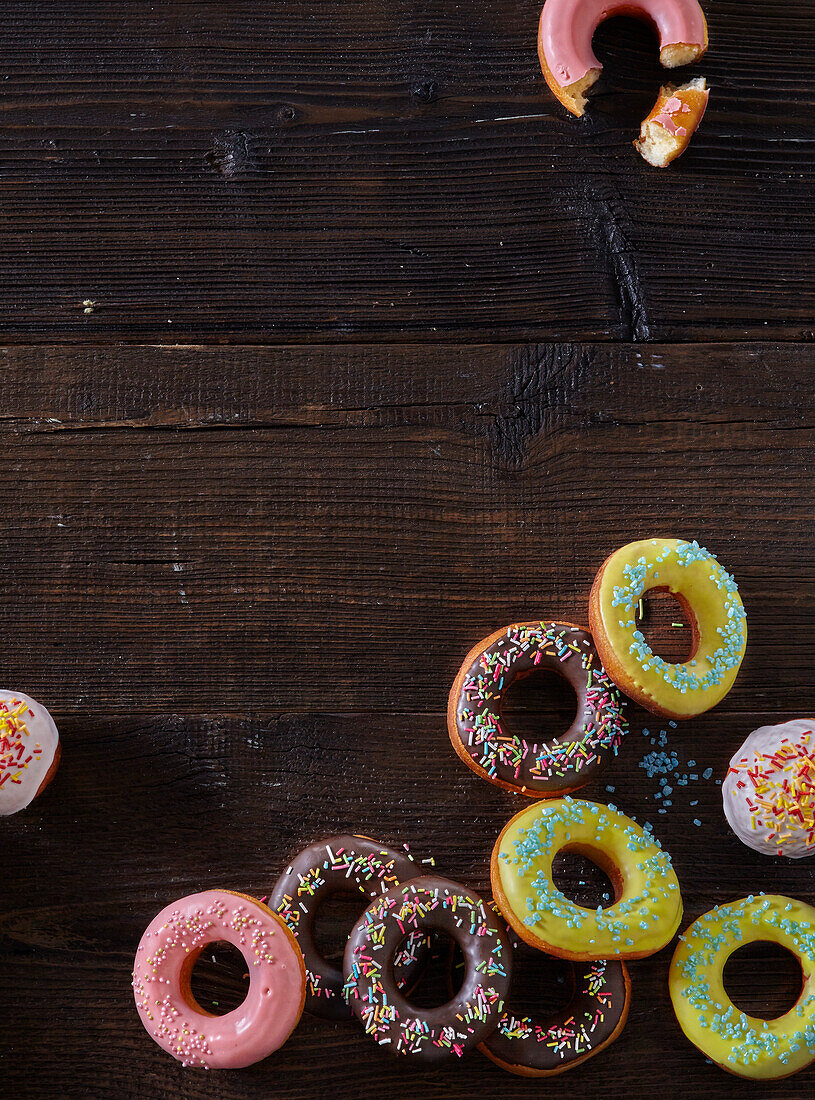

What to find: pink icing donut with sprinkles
left=0, top=690, right=61, bottom=816
left=538, top=0, right=708, bottom=117
left=133, top=889, right=306, bottom=1068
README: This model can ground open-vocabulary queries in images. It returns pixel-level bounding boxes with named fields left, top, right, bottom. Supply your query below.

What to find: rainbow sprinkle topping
left=273, top=841, right=430, bottom=1004
left=729, top=731, right=815, bottom=855
left=456, top=623, right=627, bottom=789
left=496, top=962, right=617, bottom=1058
left=343, top=881, right=509, bottom=1058
left=0, top=699, right=44, bottom=791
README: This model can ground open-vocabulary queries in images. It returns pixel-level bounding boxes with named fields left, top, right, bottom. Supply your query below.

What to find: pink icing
left=133, top=890, right=305, bottom=1068
left=654, top=95, right=690, bottom=135
left=539, top=0, right=707, bottom=86
left=653, top=91, right=706, bottom=135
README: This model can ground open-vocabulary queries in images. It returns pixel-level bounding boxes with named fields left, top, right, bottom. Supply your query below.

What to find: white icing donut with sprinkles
left=0, top=690, right=61, bottom=816
left=723, top=719, right=815, bottom=858
left=448, top=622, right=627, bottom=797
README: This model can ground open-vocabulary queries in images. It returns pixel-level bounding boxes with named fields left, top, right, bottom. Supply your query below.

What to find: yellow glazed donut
left=670, top=895, right=815, bottom=1079
left=589, top=538, right=746, bottom=719
left=491, top=798, right=682, bottom=961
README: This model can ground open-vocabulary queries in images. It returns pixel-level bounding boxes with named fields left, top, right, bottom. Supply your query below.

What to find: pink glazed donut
left=538, top=0, right=708, bottom=116
left=133, top=889, right=306, bottom=1068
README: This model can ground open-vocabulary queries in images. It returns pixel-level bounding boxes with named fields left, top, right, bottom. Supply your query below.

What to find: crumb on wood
left=81, top=299, right=97, bottom=314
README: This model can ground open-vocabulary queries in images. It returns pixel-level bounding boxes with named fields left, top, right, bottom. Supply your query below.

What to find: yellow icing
left=594, top=537, right=746, bottom=716
left=495, top=798, right=682, bottom=958
left=670, top=895, right=815, bottom=1079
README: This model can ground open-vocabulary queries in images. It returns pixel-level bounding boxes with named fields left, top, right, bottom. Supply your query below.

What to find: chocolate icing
left=270, top=835, right=428, bottom=1020
left=343, top=875, right=512, bottom=1063
left=451, top=622, right=626, bottom=795
left=483, top=951, right=628, bottom=1074
left=448, top=907, right=629, bottom=1074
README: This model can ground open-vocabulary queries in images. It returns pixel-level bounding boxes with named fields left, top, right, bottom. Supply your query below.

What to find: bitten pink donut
left=538, top=0, right=708, bottom=116
left=133, top=889, right=306, bottom=1069
left=634, top=78, right=709, bottom=166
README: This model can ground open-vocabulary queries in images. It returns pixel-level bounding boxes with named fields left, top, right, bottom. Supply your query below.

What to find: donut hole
left=723, top=942, right=803, bottom=1020
left=636, top=588, right=696, bottom=664
left=188, top=941, right=250, bottom=1016
left=502, top=940, right=573, bottom=1017
left=552, top=849, right=616, bottom=910
left=450, top=939, right=572, bottom=1017
left=590, top=15, right=665, bottom=121
left=500, top=667, right=577, bottom=745
left=403, top=932, right=463, bottom=1009
left=312, top=889, right=370, bottom=965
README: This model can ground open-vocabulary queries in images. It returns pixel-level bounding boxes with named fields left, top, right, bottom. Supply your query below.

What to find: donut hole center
left=401, top=931, right=462, bottom=1009
left=505, top=940, right=574, bottom=1017
left=313, top=889, right=371, bottom=965
left=723, top=942, right=803, bottom=1020
left=188, top=941, right=250, bottom=1016
left=501, top=667, right=577, bottom=745
left=636, top=588, right=696, bottom=664
left=451, top=940, right=573, bottom=1017
left=590, top=15, right=665, bottom=122
left=552, top=848, right=616, bottom=910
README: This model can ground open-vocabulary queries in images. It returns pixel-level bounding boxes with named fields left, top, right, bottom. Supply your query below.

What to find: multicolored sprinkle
left=343, top=878, right=511, bottom=1062
left=0, top=699, right=43, bottom=791
left=271, top=837, right=430, bottom=1016
left=454, top=623, right=627, bottom=793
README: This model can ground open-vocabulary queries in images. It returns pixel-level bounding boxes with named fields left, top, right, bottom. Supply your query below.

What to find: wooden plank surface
left=0, top=3, right=810, bottom=342
left=3, top=342, right=815, bottom=1097
left=1, top=343, right=813, bottom=714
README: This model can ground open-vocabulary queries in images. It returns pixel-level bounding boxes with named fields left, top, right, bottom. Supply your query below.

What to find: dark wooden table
left=2, top=3, right=815, bottom=1098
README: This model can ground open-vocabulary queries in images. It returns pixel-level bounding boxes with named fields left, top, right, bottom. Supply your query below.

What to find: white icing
left=0, top=690, right=59, bottom=816
left=722, top=719, right=815, bottom=859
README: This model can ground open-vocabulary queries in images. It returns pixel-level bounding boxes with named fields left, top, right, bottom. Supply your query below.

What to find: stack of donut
left=134, top=538, right=815, bottom=1082
left=443, top=536, right=746, bottom=1074
left=133, top=829, right=661, bottom=1074
left=132, top=840, right=519, bottom=1070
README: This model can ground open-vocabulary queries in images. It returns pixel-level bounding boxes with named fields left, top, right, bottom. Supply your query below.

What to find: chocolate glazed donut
left=449, top=907, right=630, bottom=1076
left=343, top=876, right=512, bottom=1063
left=270, top=835, right=429, bottom=1020
left=448, top=621, right=627, bottom=797
left=481, top=953, right=630, bottom=1076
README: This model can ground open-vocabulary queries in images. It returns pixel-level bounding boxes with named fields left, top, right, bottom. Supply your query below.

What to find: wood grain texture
left=2, top=341, right=815, bottom=1096
left=0, top=2, right=811, bottom=342
left=1, top=343, right=813, bottom=714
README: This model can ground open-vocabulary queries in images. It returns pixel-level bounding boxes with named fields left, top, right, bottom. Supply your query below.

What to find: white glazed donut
left=722, top=719, right=815, bottom=858
left=0, top=690, right=61, bottom=815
